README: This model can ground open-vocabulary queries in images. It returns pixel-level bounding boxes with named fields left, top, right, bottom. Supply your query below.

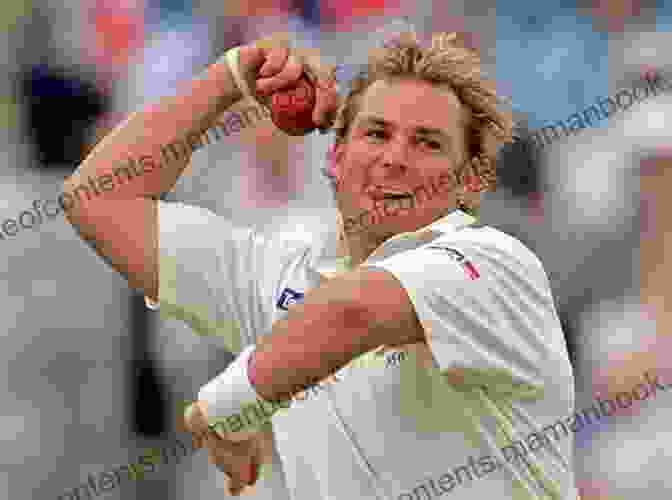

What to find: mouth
left=372, top=188, right=414, bottom=201
left=383, top=193, right=412, bottom=200
left=382, top=193, right=413, bottom=200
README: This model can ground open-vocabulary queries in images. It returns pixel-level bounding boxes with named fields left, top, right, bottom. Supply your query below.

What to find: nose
left=377, top=136, right=410, bottom=176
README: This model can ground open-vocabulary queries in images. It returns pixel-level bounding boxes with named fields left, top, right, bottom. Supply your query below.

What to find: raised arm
left=62, top=49, right=245, bottom=300
left=62, top=35, right=337, bottom=301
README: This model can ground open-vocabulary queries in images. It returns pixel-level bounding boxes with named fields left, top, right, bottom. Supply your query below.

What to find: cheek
left=421, top=162, right=459, bottom=188
left=336, top=148, right=371, bottom=185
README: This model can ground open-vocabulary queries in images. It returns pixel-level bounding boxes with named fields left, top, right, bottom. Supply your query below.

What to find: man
left=64, top=31, right=577, bottom=499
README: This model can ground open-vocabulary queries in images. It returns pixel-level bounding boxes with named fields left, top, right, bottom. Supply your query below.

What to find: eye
left=366, top=129, right=387, bottom=140
left=419, top=137, right=442, bottom=150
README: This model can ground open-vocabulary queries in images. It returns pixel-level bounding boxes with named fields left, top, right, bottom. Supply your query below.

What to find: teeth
left=380, top=189, right=410, bottom=194
left=382, top=192, right=411, bottom=199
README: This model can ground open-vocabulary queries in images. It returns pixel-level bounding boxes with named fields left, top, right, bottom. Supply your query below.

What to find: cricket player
left=64, top=31, right=577, bottom=499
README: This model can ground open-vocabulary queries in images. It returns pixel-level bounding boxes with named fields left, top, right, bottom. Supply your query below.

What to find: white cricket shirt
left=148, top=202, right=578, bottom=500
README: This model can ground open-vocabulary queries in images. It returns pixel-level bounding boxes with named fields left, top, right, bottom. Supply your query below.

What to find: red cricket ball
left=268, top=75, right=317, bottom=136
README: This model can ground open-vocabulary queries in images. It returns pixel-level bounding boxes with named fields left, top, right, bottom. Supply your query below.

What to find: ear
left=327, top=142, right=347, bottom=181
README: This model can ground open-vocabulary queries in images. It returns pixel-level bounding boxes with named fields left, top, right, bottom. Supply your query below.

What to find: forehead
left=355, top=78, right=468, bottom=136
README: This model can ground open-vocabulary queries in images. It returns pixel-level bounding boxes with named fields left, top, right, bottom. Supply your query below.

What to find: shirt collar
left=309, top=209, right=478, bottom=277
left=421, top=209, right=478, bottom=234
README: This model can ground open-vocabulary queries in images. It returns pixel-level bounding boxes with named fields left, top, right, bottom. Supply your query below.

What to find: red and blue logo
left=427, top=246, right=480, bottom=280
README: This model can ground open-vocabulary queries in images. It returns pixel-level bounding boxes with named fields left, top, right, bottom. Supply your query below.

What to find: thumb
left=239, top=32, right=291, bottom=76
left=236, top=46, right=279, bottom=109
left=183, top=401, right=211, bottom=435
left=237, top=46, right=267, bottom=76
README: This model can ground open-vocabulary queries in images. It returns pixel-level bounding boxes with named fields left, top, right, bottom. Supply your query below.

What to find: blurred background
left=1, top=0, right=670, bottom=499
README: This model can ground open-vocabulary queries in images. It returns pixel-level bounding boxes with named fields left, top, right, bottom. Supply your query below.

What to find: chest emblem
left=276, top=288, right=305, bottom=310
left=427, top=245, right=480, bottom=280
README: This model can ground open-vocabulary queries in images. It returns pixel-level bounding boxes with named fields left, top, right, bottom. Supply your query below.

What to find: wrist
left=197, top=344, right=289, bottom=436
left=217, top=47, right=251, bottom=102
left=208, top=50, right=245, bottom=106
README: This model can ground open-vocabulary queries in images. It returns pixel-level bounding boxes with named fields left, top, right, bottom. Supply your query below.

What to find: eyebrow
left=358, top=116, right=454, bottom=143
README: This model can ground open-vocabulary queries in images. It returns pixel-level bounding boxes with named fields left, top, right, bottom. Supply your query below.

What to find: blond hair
left=326, top=32, right=515, bottom=250
left=328, top=32, right=514, bottom=188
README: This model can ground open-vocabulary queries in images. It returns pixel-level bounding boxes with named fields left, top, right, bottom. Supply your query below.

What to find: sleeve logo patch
left=426, top=245, right=480, bottom=280
left=276, top=288, right=305, bottom=310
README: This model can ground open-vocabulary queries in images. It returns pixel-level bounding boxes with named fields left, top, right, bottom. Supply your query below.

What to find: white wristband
left=224, top=47, right=253, bottom=100
left=198, top=345, right=271, bottom=426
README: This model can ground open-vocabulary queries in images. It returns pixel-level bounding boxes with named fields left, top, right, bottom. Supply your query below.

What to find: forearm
left=197, top=269, right=424, bottom=429
left=64, top=54, right=244, bottom=203
left=252, top=303, right=372, bottom=401
left=250, top=270, right=422, bottom=401
left=197, top=301, right=365, bottom=424
left=641, top=155, right=672, bottom=324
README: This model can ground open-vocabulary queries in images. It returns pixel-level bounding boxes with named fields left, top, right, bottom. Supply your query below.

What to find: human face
left=332, top=78, right=470, bottom=238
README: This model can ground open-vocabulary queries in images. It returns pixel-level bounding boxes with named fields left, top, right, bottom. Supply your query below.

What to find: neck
left=340, top=230, right=388, bottom=267
left=334, top=209, right=388, bottom=267
left=336, top=205, right=467, bottom=267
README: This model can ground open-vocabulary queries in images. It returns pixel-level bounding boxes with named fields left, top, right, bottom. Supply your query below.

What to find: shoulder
left=157, top=200, right=313, bottom=257
left=427, top=225, right=548, bottom=277
left=156, top=200, right=238, bottom=239
left=378, top=225, right=553, bottom=301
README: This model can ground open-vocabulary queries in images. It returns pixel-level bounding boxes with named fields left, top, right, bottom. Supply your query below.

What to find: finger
left=298, top=47, right=331, bottom=84
left=185, top=402, right=210, bottom=435
left=216, top=462, right=229, bottom=475
left=192, top=434, right=205, bottom=450
left=205, top=435, right=226, bottom=464
left=313, top=79, right=339, bottom=127
left=175, top=412, right=188, bottom=434
left=218, top=463, right=246, bottom=497
left=256, top=54, right=303, bottom=95
left=205, top=435, right=246, bottom=473
left=229, top=479, right=247, bottom=497
left=230, top=463, right=255, bottom=495
left=237, top=46, right=267, bottom=76
left=257, top=46, right=289, bottom=78
left=206, top=433, right=232, bottom=458
left=182, top=403, right=198, bottom=433
left=213, top=454, right=249, bottom=496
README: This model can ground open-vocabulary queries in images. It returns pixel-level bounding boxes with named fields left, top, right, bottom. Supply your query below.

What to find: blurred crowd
left=1, top=1, right=671, bottom=500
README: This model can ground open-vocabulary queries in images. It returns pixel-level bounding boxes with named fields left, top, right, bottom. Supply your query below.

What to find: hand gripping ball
left=268, top=75, right=317, bottom=136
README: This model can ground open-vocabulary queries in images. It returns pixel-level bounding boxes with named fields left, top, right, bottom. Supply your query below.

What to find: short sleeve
left=147, top=201, right=271, bottom=354
left=366, top=233, right=558, bottom=393
left=368, top=232, right=575, bottom=497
